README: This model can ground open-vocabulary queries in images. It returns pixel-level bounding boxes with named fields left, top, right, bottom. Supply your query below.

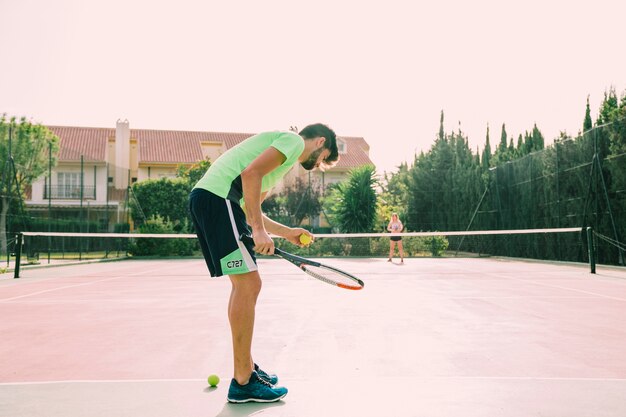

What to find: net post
left=586, top=227, right=596, bottom=274
left=13, top=233, right=23, bottom=279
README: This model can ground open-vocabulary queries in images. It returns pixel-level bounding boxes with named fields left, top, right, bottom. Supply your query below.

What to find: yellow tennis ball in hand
left=208, top=374, right=220, bottom=387
left=299, top=234, right=312, bottom=245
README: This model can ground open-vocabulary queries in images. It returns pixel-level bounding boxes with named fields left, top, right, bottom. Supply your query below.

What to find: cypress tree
left=596, top=88, right=618, bottom=125
left=583, top=95, right=593, bottom=132
left=499, top=123, right=508, bottom=155
left=481, top=125, right=491, bottom=170
left=438, top=110, right=445, bottom=142
left=532, top=124, right=544, bottom=151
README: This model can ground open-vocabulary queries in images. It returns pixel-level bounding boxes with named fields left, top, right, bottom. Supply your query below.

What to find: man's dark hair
left=299, top=123, right=339, bottom=168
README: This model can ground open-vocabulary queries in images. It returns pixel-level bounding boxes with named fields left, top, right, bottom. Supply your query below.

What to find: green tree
left=176, top=157, right=211, bottom=186
left=604, top=93, right=626, bottom=252
left=320, top=183, right=343, bottom=230
left=261, top=194, right=290, bottom=225
left=282, top=177, right=322, bottom=226
left=335, top=165, right=378, bottom=233
left=596, top=88, right=619, bottom=126
left=498, top=123, right=508, bottom=155
left=481, top=125, right=491, bottom=170
left=1, top=116, right=59, bottom=256
left=129, top=214, right=195, bottom=256
left=379, top=162, right=410, bottom=231
left=594, top=88, right=619, bottom=159
left=493, top=123, right=513, bottom=164
left=583, top=95, right=593, bottom=132
left=531, top=124, right=545, bottom=151
left=438, top=110, right=445, bottom=141
left=130, top=177, right=192, bottom=231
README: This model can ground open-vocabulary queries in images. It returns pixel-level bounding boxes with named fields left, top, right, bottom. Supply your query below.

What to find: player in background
left=387, top=213, right=404, bottom=263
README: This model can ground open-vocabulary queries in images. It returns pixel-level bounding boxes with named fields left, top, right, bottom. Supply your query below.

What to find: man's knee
left=230, top=271, right=262, bottom=294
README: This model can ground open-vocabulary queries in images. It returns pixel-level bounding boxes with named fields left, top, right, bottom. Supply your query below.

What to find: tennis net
left=276, top=228, right=585, bottom=260
left=9, top=227, right=593, bottom=278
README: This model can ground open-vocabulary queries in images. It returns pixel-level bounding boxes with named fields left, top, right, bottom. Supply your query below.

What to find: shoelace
left=254, top=365, right=272, bottom=379
left=255, top=373, right=273, bottom=387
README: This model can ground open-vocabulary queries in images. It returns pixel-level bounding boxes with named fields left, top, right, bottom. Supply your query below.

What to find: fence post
left=13, top=233, right=23, bottom=279
left=586, top=227, right=596, bottom=274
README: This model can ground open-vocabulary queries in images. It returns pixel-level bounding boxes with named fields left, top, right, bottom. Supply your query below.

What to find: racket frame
left=240, top=235, right=364, bottom=290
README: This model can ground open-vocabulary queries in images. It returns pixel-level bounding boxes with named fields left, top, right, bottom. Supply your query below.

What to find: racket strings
left=302, top=264, right=362, bottom=290
left=302, top=265, right=338, bottom=287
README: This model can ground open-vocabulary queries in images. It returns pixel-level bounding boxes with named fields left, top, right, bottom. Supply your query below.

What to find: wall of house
left=137, top=165, right=178, bottom=181
left=29, top=164, right=109, bottom=205
left=115, top=120, right=130, bottom=189
left=201, top=141, right=225, bottom=163
left=129, top=138, right=138, bottom=183
left=319, top=170, right=347, bottom=188
left=271, top=165, right=349, bottom=196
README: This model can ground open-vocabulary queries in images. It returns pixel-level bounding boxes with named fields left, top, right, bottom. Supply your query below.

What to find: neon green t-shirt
left=193, top=131, right=305, bottom=203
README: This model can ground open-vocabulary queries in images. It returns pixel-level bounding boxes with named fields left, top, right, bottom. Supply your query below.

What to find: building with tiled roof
left=27, top=121, right=373, bottom=230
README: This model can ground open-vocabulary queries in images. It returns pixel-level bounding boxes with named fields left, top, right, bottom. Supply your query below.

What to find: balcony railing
left=44, top=186, right=96, bottom=200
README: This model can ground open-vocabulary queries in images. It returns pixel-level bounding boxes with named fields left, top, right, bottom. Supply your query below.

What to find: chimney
left=115, top=119, right=130, bottom=189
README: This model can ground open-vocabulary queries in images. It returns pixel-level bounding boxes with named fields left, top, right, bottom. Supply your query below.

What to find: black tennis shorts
left=189, top=188, right=257, bottom=277
left=390, top=236, right=402, bottom=242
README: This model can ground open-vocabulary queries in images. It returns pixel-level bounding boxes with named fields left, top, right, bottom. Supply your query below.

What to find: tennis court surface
left=1, top=257, right=626, bottom=417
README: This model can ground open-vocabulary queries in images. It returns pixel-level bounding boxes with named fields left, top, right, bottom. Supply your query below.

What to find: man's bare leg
left=228, top=271, right=262, bottom=385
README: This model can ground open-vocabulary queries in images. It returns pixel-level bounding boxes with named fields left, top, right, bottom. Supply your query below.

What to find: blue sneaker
left=227, top=371, right=288, bottom=403
left=254, top=363, right=279, bottom=385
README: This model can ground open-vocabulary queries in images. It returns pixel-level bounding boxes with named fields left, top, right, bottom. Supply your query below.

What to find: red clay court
left=1, top=257, right=626, bottom=416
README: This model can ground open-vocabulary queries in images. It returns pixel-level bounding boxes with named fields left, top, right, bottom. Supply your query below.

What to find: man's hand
left=252, top=229, right=275, bottom=255
left=284, top=228, right=314, bottom=247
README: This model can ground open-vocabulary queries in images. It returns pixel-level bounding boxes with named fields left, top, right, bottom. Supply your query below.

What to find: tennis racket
left=240, top=235, right=364, bottom=290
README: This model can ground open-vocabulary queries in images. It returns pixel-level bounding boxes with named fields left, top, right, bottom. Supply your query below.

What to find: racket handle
left=240, top=233, right=287, bottom=257
left=240, top=234, right=253, bottom=245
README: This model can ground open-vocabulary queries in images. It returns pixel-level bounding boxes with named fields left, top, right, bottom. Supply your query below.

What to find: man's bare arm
left=241, top=147, right=285, bottom=254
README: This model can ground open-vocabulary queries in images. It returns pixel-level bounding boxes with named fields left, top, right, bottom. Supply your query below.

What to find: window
left=337, top=139, right=347, bottom=154
left=57, top=172, right=81, bottom=198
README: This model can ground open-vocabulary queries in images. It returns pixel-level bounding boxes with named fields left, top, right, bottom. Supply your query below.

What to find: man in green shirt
left=189, top=123, right=339, bottom=403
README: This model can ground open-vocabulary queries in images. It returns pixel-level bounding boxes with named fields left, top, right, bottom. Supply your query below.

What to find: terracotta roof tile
left=44, top=126, right=373, bottom=169
left=207, top=132, right=255, bottom=149
left=47, top=126, right=111, bottom=162
left=133, top=129, right=206, bottom=163
left=333, top=136, right=374, bottom=170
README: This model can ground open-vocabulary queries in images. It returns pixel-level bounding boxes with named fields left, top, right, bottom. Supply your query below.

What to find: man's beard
left=300, top=147, right=324, bottom=170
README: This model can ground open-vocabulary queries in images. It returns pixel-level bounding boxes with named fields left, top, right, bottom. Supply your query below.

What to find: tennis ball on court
left=208, top=374, right=220, bottom=387
left=299, top=234, right=312, bottom=245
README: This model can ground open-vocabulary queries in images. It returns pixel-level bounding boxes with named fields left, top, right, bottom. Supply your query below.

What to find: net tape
left=20, top=227, right=582, bottom=239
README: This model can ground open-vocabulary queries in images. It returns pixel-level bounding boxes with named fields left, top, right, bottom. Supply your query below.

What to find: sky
left=1, top=0, right=625, bottom=174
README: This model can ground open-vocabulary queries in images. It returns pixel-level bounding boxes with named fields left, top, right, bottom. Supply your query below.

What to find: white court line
left=1, top=295, right=598, bottom=304
left=3, top=375, right=626, bottom=386
left=447, top=295, right=596, bottom=300
left=0, top=264, right=187, bottom=303
left=436, top=260, right=626, bottom=302
left=0, top=261, right=139, bottom=288
left=0, top=259, right=205, bottom=288
left=0, top=379, right=204, bottom=386
left=483, top=272, right=626, bottom=302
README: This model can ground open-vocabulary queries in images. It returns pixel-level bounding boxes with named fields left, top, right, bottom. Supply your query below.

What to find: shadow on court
left=214, top=402, right=285, bottom=417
